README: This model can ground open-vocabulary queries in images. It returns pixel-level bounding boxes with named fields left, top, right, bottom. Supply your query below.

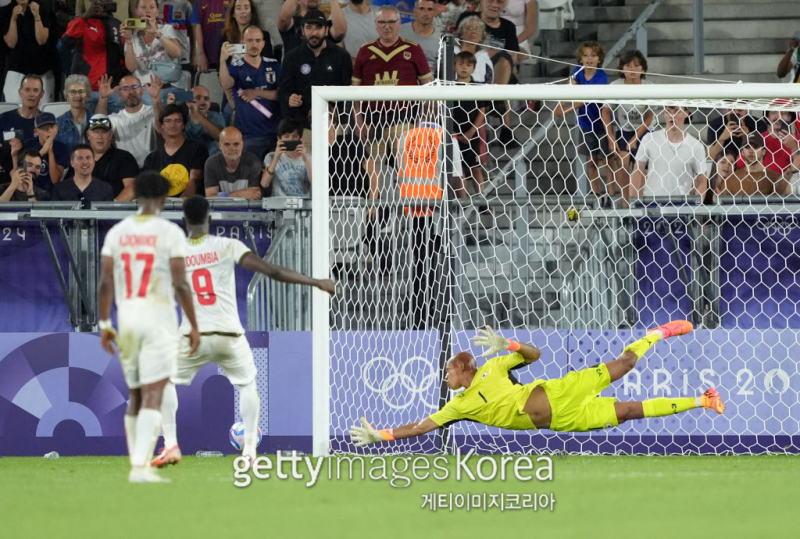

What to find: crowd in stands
left=0, top=0, right=798, bottom=208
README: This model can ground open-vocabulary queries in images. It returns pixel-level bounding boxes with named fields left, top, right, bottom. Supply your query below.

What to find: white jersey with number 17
left=100, top=214, right=187, bottom=324
left=179, top=234, right=252, bottom=335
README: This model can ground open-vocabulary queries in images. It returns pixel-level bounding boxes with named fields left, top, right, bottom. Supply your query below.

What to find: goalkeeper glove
left=472, top=325, right=520, bottom=357
left=349, top=418, right=395, bottom=447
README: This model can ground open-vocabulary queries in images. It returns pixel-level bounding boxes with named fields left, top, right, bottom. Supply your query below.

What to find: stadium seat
left=41, top=102, right=71, bottom=118
left=538, top=0, right=575, bottom=31
left=330, top=197, right=368, bottom=267
left=194, top=70, right=225, bottom=108
left=0, top=102, right=18, bottom=115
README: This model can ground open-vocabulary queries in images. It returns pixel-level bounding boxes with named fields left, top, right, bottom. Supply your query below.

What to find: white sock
left=131, top=408, right=161, bottom=468
left=124, top=414, right=137, bottom=464
left=237, top=382, right=261, bottom=452
left=160, top=382, right=179, bottom=448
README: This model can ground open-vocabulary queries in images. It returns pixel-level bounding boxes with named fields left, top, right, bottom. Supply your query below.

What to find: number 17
left=121, top=253, right=155, bottom=298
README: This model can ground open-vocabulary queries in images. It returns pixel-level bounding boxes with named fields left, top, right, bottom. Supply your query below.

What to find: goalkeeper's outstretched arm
left=472, top=325, right=541, bottom=363
left=349, top=417, right=440, bottom=447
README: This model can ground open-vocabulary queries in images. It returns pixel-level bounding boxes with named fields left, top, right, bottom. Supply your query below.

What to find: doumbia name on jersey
left=186, top=251, right=220, bottom=268
left=232, top=449, right=553, bottom=488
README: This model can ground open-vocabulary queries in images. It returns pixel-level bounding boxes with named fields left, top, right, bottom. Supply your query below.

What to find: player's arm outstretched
left=350, top=328, right=541, bottom=447
left=239, top=253, right=336, bottom=295
left=171, top=257, right=201, bottom=355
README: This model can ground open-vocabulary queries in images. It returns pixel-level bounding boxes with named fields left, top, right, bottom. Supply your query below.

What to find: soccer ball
left=229, top=422, right=263, bottom=451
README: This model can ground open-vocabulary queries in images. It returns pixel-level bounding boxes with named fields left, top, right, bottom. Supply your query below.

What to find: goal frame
left=310, top=83, right=800, bottom=457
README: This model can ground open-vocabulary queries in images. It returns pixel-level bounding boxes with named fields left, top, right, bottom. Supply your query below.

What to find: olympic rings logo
left=362, top=356, right=439, bottom=411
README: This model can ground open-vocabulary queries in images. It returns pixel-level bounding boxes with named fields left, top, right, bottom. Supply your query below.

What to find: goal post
left=311, top=82, right=800, bottom=457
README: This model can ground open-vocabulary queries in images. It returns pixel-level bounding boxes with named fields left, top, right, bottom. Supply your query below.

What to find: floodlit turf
left=0, top=454, right=797, bottom=538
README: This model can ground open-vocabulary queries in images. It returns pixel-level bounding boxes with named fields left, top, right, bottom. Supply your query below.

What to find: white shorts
left=173, top=334, right=257, bottom=387
left=117, top=312, right=179, bottom=389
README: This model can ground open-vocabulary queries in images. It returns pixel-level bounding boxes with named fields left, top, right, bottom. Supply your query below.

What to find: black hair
left=70, top=143, right=94, bottom=161
left=455, top=50, right=477, bottom=66
left=617, top=49, right=648, bottom=79
left=159, top=103, right=188, bottom=125
left=134, top=171, right=172, bottom=200
left=277, top=119, right=303, bottom=138
left=183, top=195, right=210, bottom=225
left=17, top=148, right=42, bottom=169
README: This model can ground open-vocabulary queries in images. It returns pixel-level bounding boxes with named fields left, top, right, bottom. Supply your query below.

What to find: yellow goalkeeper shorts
left=541, top=363, right=619, bottom=432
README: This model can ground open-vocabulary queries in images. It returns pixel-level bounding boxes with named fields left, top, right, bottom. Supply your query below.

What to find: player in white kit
left=98, top=172, right=201, bottom=483
left=151, top=195, right=335, bottom=466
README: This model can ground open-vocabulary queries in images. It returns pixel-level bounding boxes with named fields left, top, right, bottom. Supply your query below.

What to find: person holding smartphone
left=260, top=119, right=311, bottom=197
left=706, top=107, right=757, bottom=161
left=0, top=148, right=50, bottom=202
left=777, top=33, right=800, bottom=83
left=758, top=109, right=799, bottom=175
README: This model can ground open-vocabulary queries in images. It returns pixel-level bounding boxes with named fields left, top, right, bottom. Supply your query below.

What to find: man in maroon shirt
left=352, top=4, right=431, bottom=165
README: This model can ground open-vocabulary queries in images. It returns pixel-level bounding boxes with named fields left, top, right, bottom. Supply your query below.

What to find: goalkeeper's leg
left=615, top=388, right=726, bottom=424
left=605, top=320, right=694, bottom=382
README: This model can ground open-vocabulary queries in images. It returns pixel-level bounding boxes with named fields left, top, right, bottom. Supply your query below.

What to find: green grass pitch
left=1, top=454, right=797, bottom=538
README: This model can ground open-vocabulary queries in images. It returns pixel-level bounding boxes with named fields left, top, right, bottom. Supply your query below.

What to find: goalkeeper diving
left=350, top=321, right=725, bottom=447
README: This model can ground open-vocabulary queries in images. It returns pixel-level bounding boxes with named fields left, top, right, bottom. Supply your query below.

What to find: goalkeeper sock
left=160, top=382, right=179, bottom=448
left=131, top=408, right=161, bottom=468
left=124, top=414, right=137, bottom=464
left=642, top=397, right=697, bottom=418
left=622, top=334, right=661, bottom=362
left=237, top=382, right=261, bottom=452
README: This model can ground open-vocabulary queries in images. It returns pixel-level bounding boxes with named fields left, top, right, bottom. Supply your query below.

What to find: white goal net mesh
left=318, top=82, right=800, bottom=456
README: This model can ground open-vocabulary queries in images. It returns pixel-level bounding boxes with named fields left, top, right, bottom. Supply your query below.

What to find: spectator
left=0, top=75, right=45, bottom=142
left=182, top=85, right=226, bottom=157
left=96, top=73, right=164, bottom=167
left=261, top=120, right=311, bottom=196
left=555, top=42, right=612, bottom=196
left=223, top=0, right=274, bottom=58
left=75, top=0, right=131, bottom=21
left=77, top=113, right=140, bottom=200
left=758, top=109, right=799, bottom=175
left=160, top=0, right=194, bottom=86
left=279, top=9, right=352, bottom=151
left=716, top=133, right=791, bottom=197
left=777, top=34, right=799, bottom=83
left=62, top=0, right=126, bottom=113
left=278, top=0, right=346, bottom=54
left=502, top=0, right=537, bottom=62
left=328, top=106, right=379, bottom=199
left=456, top=0, right=518, bottom=85
left=710, top=151, right=736, bottom=194
left=204, top=126, right=263, bottom=198
left=453, top=16, right=494, bottom=83
left=0, top=135, right=24, bottom=184
left=122, top=0, right=187, bottom=105
left=220, top=25, right=281, bottom=160
left=433, top=0, right=471, bottom=36
left=352, top=5, right=432, bottom=165
left=631, top=106, right=708, bottom=199
left=56, top=74, right=93, bottom=152
left=604, top=50, right=654, bottom=201
left=24, top=112, right=69, bottom=192
left=190, top=0, right=228, bottom=71
left=52, top=143, right=114, bottom=207
left=452, top=51, right=487, bottom=200
left=0, top=148, right=50, bottom=202
left=400, top=0, right=442, bottom=75
left=706, top=107, right=756, bottom=161
left=143, top=103, right=207, bottom=197
left=342, top=0, right=380, bottom=59
left=1, top=0, right=55, bottom=103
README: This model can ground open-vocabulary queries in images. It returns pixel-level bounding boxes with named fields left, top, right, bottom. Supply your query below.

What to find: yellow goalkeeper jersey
left=429, top=353, right=543, bottom=431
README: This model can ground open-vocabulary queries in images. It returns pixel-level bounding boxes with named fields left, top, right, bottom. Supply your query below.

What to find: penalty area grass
left=0, top=454, right=797, bottom=538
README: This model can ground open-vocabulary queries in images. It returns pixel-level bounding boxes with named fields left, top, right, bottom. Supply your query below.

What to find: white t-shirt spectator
left=109, top=105, right=155, bottom=167
left=160, top=0, right=194, bottom=65
left=263, top=152, right=310, bottom=196
left=609, top=79, right=657, bottom=132
left=130, top=23, right=181, bottom=85
left=342, top=4, right=380, bottom=58
left=635, top=129, right=706, bottom=196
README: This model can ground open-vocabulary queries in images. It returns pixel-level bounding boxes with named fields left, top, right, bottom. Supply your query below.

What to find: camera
left=229, top=44, right=247, bottom=55
left=281, top=140, right=301, bottom=151
left=101, top=2, right=117, bottom=13
left=125, top=18, right=147, bottom=29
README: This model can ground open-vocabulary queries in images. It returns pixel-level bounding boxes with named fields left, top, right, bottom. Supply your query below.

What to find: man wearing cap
left=63, top=114, right=140, bottom=201
left=716, top=133, right=792, bottom=196
left=23, top=112, right=70, bottom=193
left=279, top=9, right=352, bottom=151
left=278, top=0, right=347, bottom=54
left=0, top=75, right=45, bottom=143
left=52, top=143, right=114, bottom=208
left=143, top=103, right=207, bottom=198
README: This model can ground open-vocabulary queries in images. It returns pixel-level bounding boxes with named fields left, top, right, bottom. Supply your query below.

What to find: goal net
left=310, top=82, right=800, bottom=456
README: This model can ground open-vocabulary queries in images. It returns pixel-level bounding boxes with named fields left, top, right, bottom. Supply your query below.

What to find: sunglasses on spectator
left=120, top=85, right=141, bottom=92
left=377, top=20, right=399, bottom=25
left=88, top=118, right=112, bottom=130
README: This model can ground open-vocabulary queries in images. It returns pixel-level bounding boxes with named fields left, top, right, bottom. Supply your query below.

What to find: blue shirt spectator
left=55, top=75, right=95, bottom=153
left=573, top=64, right=609, bottom=133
